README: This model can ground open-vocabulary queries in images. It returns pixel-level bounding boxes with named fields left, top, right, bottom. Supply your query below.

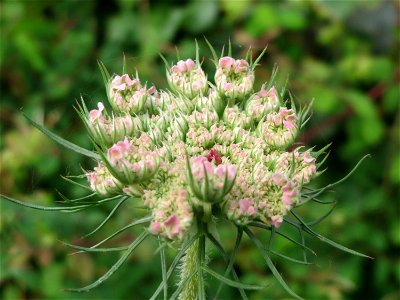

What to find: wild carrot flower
left=4, top=43, right=370, bottom=299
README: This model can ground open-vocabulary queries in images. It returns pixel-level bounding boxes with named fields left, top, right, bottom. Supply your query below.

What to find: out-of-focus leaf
left=245, top=4, right=279, bottom=37
left=182, top=1, right=218, bottom=33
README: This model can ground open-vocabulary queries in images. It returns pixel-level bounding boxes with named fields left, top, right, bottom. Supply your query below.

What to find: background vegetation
left=1, top=1, right=399, bottom=299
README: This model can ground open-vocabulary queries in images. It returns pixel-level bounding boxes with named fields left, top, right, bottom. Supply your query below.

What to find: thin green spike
left=228, top=38, right=232, bottom=57
left=251, top=46, right=268, bottom=70
left=204, top=37, right=218, bottom=64
left=61, top=241, right=129, bottom=253
left=195, top=39, right=200, bottom=67
left=298, top=227, right=308, bottom=262
left=302, top=154, right=370, bottom=200
left=66, top=231, right=149, bottom=292
left=288, top=213, right=372, bottom=259
left=248, top=222, right=316, bottom=255
left=203, top=266, right=264, bottom=290
left=244, top=227, right=303, bottom=300
left=266, top=64, right=279, bottom=90
left=305, top=202, right=337, bottom=226
left=159, top=53, right=170, bottom=70
left=122, top=53, right=126, bottom=74
left=270, top=250, right=312, bottom=265
left=61, top=175, right=92, bottom=191
left=175, top=46, right=181, bottom=61
left=23, top=113, right=100, bottom=160
left=55, top=191, right=96, bottom=204
left=220, top=45, right=225, bottom=58
left=80, top=216, right=152, bottom=252
left=159, top=239, right=168, bottom=300
left=1, top=195, right=90, bottom=212
left=82, top=197, right=128, bottom=239
left=213, top=227, right=247, bottom=300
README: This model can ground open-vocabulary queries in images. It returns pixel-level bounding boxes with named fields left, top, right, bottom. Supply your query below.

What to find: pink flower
left=150, top=222, right=162, bottom=234
left=219, top=56, right=235, bottom=70
left=234, top=59, right=249, bottom=73
left=266, top=86, right=278, bottom=100
left=283, top=120, right=295, bottom=129
left=185, top=59, right=196, bottom=70
left=108, top=146, right=123, bottom=163
left=282, top=194, right=293, bottom=207
left=191, top=156, right=213, bottom=180
left=164, top=215, right=181, bottom=239
left=215, top=164, right=236, bottom=181
left=115, top=137, right=131, bottom=151
left=271, top=215, right=283, bottom=228
left=224, top=82, right=234, bottom=91
left=147, top=85, right=156, bottom=94
left=89, top=102, right=105, bottom=122
left=239, top=198, right=253, bottom=213
left=303, top=152, right=315, bottom=163
left=272, top=172, right=286, bottom=186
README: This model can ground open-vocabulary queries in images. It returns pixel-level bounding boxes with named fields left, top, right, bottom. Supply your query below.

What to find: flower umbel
left=3, top=43, right=371, bottom=300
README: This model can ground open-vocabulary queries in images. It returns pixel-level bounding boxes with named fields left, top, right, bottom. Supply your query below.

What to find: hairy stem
left=179, top=238, right=202, bottom=300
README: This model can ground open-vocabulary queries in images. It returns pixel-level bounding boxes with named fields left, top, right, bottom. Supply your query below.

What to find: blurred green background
left=0, top=0, right=399, bottom=299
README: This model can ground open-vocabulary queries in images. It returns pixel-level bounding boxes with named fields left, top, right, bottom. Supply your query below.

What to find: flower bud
left=257, top=107, right=298, bottom=148
left=276, top=149, right=317, bottom=184
left=187, top=155, right=236, bottom=205
left=246, top=85, right=280, bottom=123
left=223, top=106, right=253, bottom=130
left=167, top=59, right=208, bottom=98
left=87, top=102, right=140, bottom=146
left=108, top=74, right=148, bottom=114
left=188, top=108, right=219, bottom=130
left=215, top=56, right=254, bottom=101
left=86, top=163, right=123, bottom=196
left=106, top=137, right=160, bottom=184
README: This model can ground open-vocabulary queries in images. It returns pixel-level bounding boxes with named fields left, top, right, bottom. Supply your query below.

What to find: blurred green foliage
left=0, top=0, right=398, bottom=299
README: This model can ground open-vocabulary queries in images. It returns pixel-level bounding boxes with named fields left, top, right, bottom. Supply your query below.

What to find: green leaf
left=244, top=227, right=303, bottom=300
left=23, top=113, right=100, bottom=160
left=66, top=231, right=149, bottom=292
left=202, top=266, right=264, bottom=290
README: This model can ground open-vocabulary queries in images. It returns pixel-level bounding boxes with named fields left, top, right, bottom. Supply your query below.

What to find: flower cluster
left=84, top=54, right=317, bottom=240
left=3, top=44, right=369, bottom=299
